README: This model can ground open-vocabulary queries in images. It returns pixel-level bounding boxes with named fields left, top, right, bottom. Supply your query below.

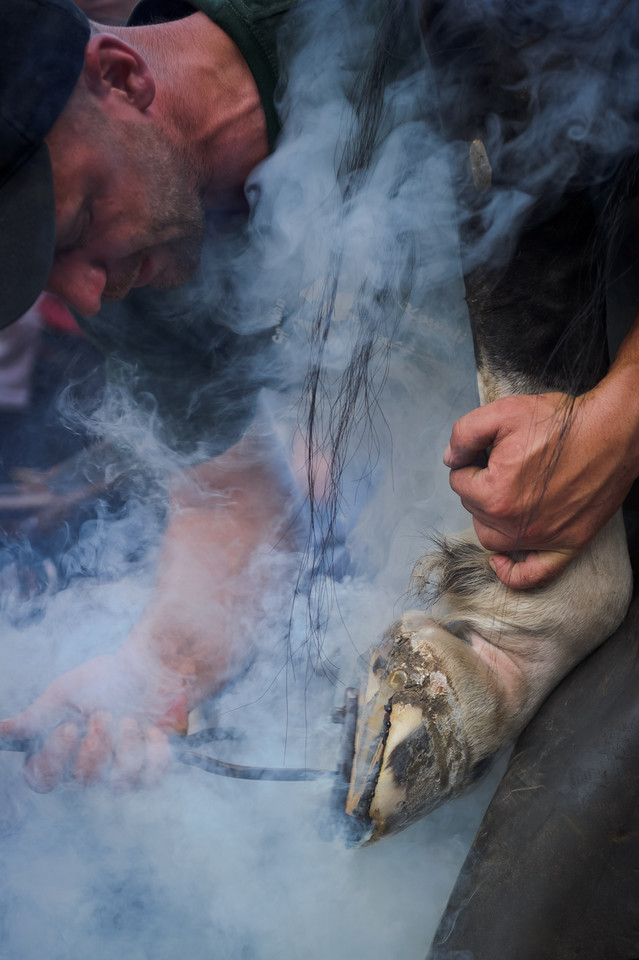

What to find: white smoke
left=0, top=0, right=518, bottom=956
left=0, top=575, right=507, bottom=960
left=428, top=0, right=639, bottom=273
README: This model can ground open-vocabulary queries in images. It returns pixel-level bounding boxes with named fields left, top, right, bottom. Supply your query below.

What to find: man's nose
left=45, top=254, right=107, bottom=318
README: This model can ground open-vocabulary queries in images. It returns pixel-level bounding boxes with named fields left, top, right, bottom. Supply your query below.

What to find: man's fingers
left=7, top=708, right=173, bottom=792
left=448, top=462, right=487, bottom=502
left=111, top=723, right=172, bottom=789
left=23, top=721, right=81, bottom=793
left=142, top=728, right=172, bottom=788
left=0, top=715, right=31, bottom=744
left=111, top=717, right=146, bottom=788
left=0, top=699, right=63, bottom=742
left=72, top=711, right=115, bottom=785
left=448, top=463, right=507, bottom=528
left=489, top=549, right=577, bottom=590
left=444, top=406, right=501, bottom=469
left=471, top=517, right=525, bottom=553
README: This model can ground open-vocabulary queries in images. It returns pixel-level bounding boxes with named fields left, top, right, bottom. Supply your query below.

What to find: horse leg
left=343, top=8, right=633, bottom=842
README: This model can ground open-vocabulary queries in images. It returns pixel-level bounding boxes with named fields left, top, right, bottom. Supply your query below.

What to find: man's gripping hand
left=444, top=387, right=639, bottom=589
left=0, top=651, right=190, bottom=793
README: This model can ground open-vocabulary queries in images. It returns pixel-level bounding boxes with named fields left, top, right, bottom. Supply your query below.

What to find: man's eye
left=76, top=211, right=92, bottom=249
left=58, top=211, right=91, bottom=254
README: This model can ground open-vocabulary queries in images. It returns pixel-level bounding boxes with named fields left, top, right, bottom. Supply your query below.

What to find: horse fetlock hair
left=411, top=512, right=633, bottom=692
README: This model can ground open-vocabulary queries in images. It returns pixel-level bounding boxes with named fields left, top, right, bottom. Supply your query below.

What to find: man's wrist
left=591, top=361, right=639, bottom=478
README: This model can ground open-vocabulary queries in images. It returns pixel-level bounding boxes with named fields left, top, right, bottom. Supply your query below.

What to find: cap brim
left=0, top=144, right=56, bottom=329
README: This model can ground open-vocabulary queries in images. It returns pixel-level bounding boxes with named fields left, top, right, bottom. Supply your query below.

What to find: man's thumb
left=489, top=548, right=576, bottom=589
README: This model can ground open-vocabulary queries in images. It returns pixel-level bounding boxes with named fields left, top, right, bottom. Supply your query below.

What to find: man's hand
left=444, top=379, right=639, bottom=589
left=0, top=651, right=189, bottom=792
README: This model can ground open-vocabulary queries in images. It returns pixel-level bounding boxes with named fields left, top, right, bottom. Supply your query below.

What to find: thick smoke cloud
left=0, top=578, right=507, bottom=959
left=426, top=0, right=639, bottom=272
left=0, top=0, right=537, bottom=955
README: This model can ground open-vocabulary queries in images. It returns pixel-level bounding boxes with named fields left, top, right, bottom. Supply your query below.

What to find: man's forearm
left=122, top=433, right=301, bottom=715
left=0, top=431, right=302, bottom=790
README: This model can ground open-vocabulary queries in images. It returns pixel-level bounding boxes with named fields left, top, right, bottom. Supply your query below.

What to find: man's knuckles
left=20, top=712, right=172, bottom=791
left=24, top=721, right=81, bottom=792
left=73, top=712, right=116, bottom=784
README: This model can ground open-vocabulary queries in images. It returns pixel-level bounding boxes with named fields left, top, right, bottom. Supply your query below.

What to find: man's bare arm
left=0, top=433, right=300, bottom=791
left=444, top=315, right=639, bottom=588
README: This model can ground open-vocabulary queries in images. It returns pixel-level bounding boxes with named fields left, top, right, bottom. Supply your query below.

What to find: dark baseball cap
left=0, top=0, right=90, bottom=329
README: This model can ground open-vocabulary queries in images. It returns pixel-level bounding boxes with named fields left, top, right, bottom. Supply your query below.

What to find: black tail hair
left=296, top=0, right=424, bottom=661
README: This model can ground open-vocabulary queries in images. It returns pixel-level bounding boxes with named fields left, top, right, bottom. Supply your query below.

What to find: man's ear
left=83, top=34, right=155, bottom=111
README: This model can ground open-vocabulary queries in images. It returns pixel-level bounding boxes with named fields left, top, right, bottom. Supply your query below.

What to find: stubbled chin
left=132, top=257, right=154, bottom=289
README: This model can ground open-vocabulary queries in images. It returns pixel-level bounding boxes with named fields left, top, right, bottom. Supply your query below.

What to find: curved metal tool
left=0, top=689, right=360, bottom=784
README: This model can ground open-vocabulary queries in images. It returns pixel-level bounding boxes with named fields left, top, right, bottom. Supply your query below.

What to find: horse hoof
left=344, top=611, right=501, bottom=843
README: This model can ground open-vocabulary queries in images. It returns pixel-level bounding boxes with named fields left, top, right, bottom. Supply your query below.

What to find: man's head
left=45, top=31, right=205, bottom=317
left=0, top=0, right=206, bottom=326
